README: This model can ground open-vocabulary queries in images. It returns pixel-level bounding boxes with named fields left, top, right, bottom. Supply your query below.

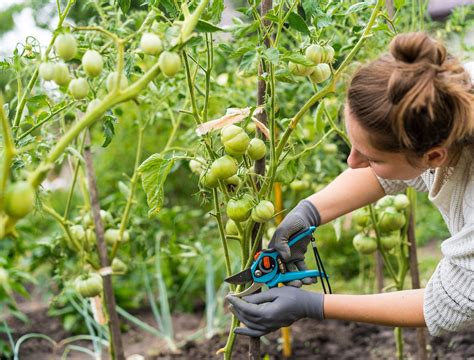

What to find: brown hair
left=347, top=32, right=474, bottom=160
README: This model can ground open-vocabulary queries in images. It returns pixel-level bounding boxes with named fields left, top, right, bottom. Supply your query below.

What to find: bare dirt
left=3, top=301, right=473, bottom=360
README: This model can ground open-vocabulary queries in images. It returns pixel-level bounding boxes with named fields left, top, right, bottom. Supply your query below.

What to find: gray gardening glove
left=268, top=199, right=321, bottom=287
left=226, top=286, right=324, bottom=337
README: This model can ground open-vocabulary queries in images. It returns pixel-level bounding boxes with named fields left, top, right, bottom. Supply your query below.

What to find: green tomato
left=53, top=63, right=71, bottom=86
left=221, top=125, right=250, bottom=156
left=322, top=143, right=338, bottom=154
left=5, top=181, right=35, bottom=219
left=289, top=180, right=310, bottom=192
left=247, top=138, right=266, bottom=160
left=70, top=225, right=86, bottom=243
left=111, top=258, right=128, bottom=274
left=246, top=122, right=257, bottom=134
left=309, top=63, right=331, bottom=83
left=55, top=33, right=77, bottom=61
left=352, top=233, right=377, bottom=255
left=82, top=50, right=103, bottom=77
left=83, top=229, right=96, bottom=250
left=0, top=268, right=9, bottom=286
left=200, top=169, right=219, bottom=188
left=75, top=273, right=103, bottom=298
left=82, top=210, right=114, bottom=229
left=288, top=61, right=315, bottom=77
left=158, top=51, right=181, bottom=77
left=87, top=99, right=102, bottom=114
left=251, top=200, right=275, bottom=223
left=380, top=231, right=400, bottom=251
left=140, top=32, right=163, bottom=56
left=305, top=44, right=325, bottom=64
left=104, top=228, right=130, bottom=245
left=376, top=196, right=395, bottom=209
left=226, top=195, right=254, bottom=222
left=322, top=45, right=335, bottom=63
left=106, top=72, right=128, bottom=92
left=378, top=206, right=406, bottom=233
left=210, top=155, right=238, bottom=180
left=352, top=208, right=370, bottom=227
left=39, top=62, right=56, bottom=81
left=225, top=219, right=239, bottom=236
left=68, top=78, right=90, bottom=99
left=224, top=175, right=240, bottom=187
left=394, top=194, right=410, bottom=211
left=189, top=158, right=205, bottom=175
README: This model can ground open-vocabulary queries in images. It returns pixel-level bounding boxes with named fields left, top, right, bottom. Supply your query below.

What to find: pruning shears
left=225, top=226, right=332, bottom=297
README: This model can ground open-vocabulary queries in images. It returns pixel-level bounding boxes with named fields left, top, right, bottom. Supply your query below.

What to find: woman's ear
left=424, top=147, right=449, bottom=168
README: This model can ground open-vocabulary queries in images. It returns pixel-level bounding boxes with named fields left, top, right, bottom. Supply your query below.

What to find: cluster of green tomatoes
left=189, top=124, right=276, bottom=237
left=38, top=31, right=181, bottom=107
left=288, top=43, right=335, bottom=83
left=67, top=210, right=128, bottom=298
left=352, top=194, right=410, bottom=255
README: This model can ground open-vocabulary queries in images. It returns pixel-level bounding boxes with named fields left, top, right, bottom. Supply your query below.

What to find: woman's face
left=344, top=106, right=427, bottom=180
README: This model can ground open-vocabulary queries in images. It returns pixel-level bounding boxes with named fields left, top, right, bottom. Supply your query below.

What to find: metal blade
left=224, top=268, right=253, bottom=285
left=229, top=282, right=264, bottom=298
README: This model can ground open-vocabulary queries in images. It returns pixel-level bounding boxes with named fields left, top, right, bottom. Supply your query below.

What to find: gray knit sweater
left=376, top=145, right=474, bottom=336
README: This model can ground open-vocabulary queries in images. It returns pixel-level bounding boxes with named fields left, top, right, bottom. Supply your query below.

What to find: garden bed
left=5, top=301, right=473, bottom=360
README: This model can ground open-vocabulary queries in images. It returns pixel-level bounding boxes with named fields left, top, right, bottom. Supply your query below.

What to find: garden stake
left=407, top=189, right=428, bottom=360
left=248, top=0, right=272, bottom=358
left=84, top=132, right=125, bottom=360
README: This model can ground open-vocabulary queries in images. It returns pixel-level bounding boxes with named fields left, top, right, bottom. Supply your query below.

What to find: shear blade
left=224, top=268, right=253, bottom=285
left=229, top=282, right=264, bottom=298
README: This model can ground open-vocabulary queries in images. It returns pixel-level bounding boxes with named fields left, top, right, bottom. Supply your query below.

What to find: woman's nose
left=347, top=148, right=369, bottom=169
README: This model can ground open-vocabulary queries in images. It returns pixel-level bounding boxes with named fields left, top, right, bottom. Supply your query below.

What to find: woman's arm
left=306, top=167, right=386, bottom=224
left=324, top=289, right=426, bottom=327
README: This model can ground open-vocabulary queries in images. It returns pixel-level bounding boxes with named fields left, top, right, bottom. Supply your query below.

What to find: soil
left=3, top=300, right=473, bottom=360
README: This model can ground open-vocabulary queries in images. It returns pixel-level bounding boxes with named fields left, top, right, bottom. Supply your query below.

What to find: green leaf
left=229, top=44, right=255, bottom=59
left=302, top=0, right=319, bottom=18
left=282, top=52, right=314, bottom=66
left=138, top=154, right=175, bottom=217
left=275, top=156, right=305, bottom=184
left=239, top=50, right=258, bottom=73
left=274, top=68, right=298, bottom=83
left=232, top=19, right=259, bottom=38
left=263, top=10, right=280, bottom=23
left=313, top=8, right=332, bottom=28
left=345, top=2, right=369, bottom=15
left=117, top=0, right=131, bottom=13
left=263, top=47, right=279, bottom=65
left=27, top=94, right=49, bottom=106
left=314, top=101, right=326, bottom=135
left=208, top=0, right=224, bottom=22
left=332, top=217, right=342, bottom=241
left=195, top=19, right=224, bottom=33
left=102, top=115, right=117, bottom=148
left=394, top=0, right=406, bottom=10
left=287, top=12, right=310, bottom=35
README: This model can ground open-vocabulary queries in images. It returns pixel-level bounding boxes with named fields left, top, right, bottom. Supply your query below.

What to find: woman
left=227, top=32, right=474, bottom=338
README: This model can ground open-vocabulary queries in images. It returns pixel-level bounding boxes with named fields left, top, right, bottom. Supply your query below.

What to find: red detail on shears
left=254, top=251, right=261, bottom=260
left=263, top=256, right=271, bottom=269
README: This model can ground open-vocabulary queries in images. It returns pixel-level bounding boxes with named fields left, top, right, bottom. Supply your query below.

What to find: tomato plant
left=0, top=0, right=449, bottom=358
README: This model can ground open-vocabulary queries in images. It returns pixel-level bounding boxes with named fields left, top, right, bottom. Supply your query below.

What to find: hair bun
left=390, top=32, right=446, bottom=66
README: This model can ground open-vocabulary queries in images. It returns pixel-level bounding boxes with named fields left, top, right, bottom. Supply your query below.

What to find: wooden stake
left=407, top=192, right=428, bottom=360
left=84, top=132, right=125, bottom=360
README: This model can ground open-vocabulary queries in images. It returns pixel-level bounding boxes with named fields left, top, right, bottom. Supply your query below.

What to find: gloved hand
left=269, top=199, right=321, bottom=287
left=226, top=286, right=324, bottom=337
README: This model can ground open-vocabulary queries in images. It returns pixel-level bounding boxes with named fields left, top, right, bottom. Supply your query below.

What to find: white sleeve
left=423, top=224, right=474, bottom=336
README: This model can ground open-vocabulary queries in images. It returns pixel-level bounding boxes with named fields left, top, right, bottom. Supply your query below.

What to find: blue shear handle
left=287, top=225, right=317, bottom=247
left=267, top=270, right=323, bottom=287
